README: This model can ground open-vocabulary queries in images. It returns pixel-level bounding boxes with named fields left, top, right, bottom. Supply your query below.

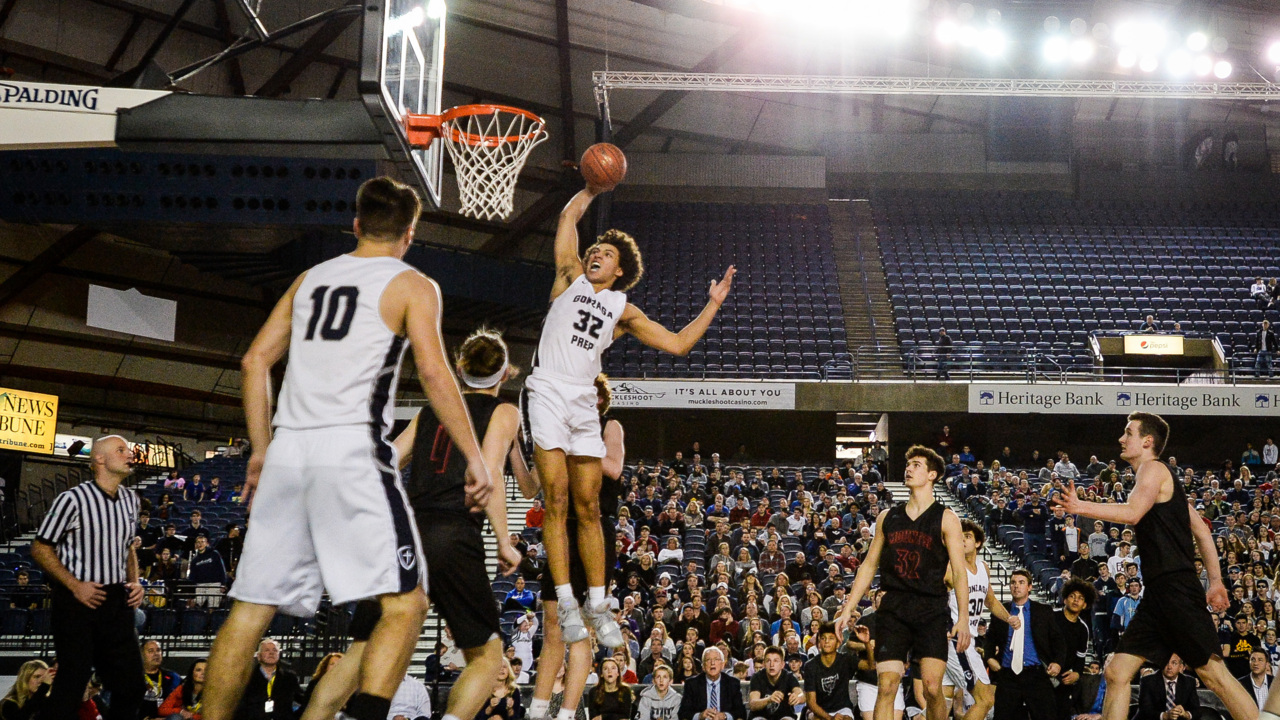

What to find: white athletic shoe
left=584, top=599, right=624, bottom=648
left=557, top=598, right=589, bottom=644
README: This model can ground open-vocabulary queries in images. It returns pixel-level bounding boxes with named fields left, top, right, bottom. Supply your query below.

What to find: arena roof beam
left=104, top=13, right=146, bottom=72
left=253, top=7, right=359, bottom=97
left=0, top=321, right=243, bottom=371
left=0, top=226, right=98, bottom=308
left=0, top=0, right=18, bottom=32
left=594, top=72, right=1280, bottom=101
left=0, top=364, right=242, bottom=407
left=554, top=0, right=578, bottom=162
left=211, top=0, right=247, bottom=95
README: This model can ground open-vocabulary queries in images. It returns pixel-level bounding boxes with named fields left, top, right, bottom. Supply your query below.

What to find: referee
left=32, top=434, right=147, bottom=720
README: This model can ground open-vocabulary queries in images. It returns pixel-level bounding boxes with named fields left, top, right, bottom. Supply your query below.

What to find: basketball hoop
left=404, top=104, right=547, bottom=221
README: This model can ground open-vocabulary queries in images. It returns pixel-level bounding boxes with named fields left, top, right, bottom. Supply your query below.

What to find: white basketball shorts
left=855, top=681, right=905, bottom=713
left=230, top=426, right=426, bottom=617
left=943, top=638, right=990, bottom=688
left=522, top=372, right=605, bottom=458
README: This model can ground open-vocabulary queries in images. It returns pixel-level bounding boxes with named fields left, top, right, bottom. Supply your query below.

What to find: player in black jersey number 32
left=836, top=446, right=972, bottom=720
left=1053, top=412, right=1257, bottom=720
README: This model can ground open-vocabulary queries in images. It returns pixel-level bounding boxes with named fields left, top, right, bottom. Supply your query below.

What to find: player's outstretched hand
left=497, top=542, right=522, bottom=576
left=949, top=621, right=971, bottom=653
left=852, top=624, right=871, bottom=644
left=1206, top=581, right=1230, bottom=612
left=242, top=451, right=265, bottom=509
left=464, top=462, right=493, bottom=510
left=709, top=266, right=736, bottom=306
left=1050, top=480, right=1079, bottom=513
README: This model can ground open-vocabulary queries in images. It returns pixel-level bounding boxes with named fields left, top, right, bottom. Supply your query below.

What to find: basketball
left=580, top=143, right=627, bottom=190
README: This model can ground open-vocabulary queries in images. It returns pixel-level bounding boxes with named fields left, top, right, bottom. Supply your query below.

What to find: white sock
left=1261, top=712, right=1280, bottom=720
left=556, top=708, right=577, bottom=720
left=443, top=714, right=462, bottom=720
left=529, top=699, right=550, bottom=718
left=556, top=584, right=576, bottom=605
left=588, top=586, right=606, bottom=608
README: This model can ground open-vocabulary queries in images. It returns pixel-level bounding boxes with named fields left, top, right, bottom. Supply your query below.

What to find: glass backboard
left=360, top=0, right=445, bottom=209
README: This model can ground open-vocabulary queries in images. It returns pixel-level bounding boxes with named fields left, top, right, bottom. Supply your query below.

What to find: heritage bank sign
left=968, top=383, right=1280, bottom=417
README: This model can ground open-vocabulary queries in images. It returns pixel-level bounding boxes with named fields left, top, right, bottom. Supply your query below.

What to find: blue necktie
left=709, top=680, right=720, bottom=712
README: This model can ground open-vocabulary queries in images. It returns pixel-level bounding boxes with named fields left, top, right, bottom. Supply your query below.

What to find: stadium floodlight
left=1069, top=39, right=1094, bottom=64
left=1193, top=55, right=1214, bottom=76
left=1214, top=60, right=1233, bottom=79
left=1069, top=18, right=1088, bottom=37
left=1044, top=16, right=1060, bottom=33
left=936, top=20, right=960, bottom=45
left=1268, top=42, right=1280, bottom=65
left=957, top=24, right=980, bottom=48
left=425, top=0, right=446, bottom=20
left=1138, top=55, right=1159, bottom=73
left=1186, top=32, right=1208, bottom=52
left=1115, top=21, right=1167, bottom=54
left=1117, top=48, right=1138, bottom=69
left=386, top=6, right=425, bottom=35
left=1166, top=50, right=1192, bottom=76
left=1043, top=36, right=1070, bottom=64
left=979, top=27, right=1006, bottom=57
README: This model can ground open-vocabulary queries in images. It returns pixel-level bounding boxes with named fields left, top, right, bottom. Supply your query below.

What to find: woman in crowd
left=672, top=654, right=700, bottom=684
left=477, top=658, right=524, bottom=720
left=587, top=658, right=635, bottom=720
left=295, top=651, right=343, bottom=715
left=733, top=547, right=757, bottom=581
left=158, top=658, right=206, bottom=718
left=612, top=647, right=639, bottom=684
left=0, top=660, right=51, bottom=720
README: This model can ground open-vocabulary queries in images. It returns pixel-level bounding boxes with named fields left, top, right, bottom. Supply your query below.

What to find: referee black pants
left=993, top=667, right=1057, bottom=720
left=48, top=583, right=146, bottom=720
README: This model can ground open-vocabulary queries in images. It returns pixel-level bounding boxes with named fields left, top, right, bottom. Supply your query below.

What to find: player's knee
left=380, top=590, right=429, bottom=622
left=920, top=677, right=944, bottom=701
left=572, top=494, right=601, bottom=522
left=1103, top=661, right=1133, bottom=687
left=877, top=676, right=901, bottom=696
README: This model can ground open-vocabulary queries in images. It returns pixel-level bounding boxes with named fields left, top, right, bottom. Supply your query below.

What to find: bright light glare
left=1138, top=55, right=1159, bottom=73
left=1117, top=49, right=1138, bottom=69
left=1269, top=42, right=1280, bottom=65
left=1043, top=36, right=1069, bottom=63
left=979, top=28, right=1006, bottom=57
left=936, top=20, right=959, bottom=45
left=1115, top=21, right=1167, bottom=53
left=958, top=24, right=980, bottom=48
left=1214, top=60, right=1233, bottom=79
left=386, top=6, right=425, bottom=34
left=1186, top=32, right=1208, bottom=52
left=1166, top=51, right=1192, bottom=76
left=1193, top=55, right=1213, bottom=76
left=1069, top=39, right=1094, bottom=63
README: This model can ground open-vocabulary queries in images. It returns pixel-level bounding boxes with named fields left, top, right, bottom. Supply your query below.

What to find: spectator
left=677, top=647, right=746, bottom=720
left=158, top=658, right=206, bottom=718
left=659, top=538, right=685, bottom=565
left=1138, top=314, right=1159, bottom=333
left=525, top=499, right=545, bottom=530
left=8, top=570, right=40, bottom=611
left=588, top=658, right=636, bottom=720
left=935, top=328, right=953, bottom=379
left=185, top=535, right=228, bottom=605
left=1256, top=320, right=1278, bottom=378
left=1020, top=494, right=1049, bottom=557
left=1135, top=654, right=1199, bottom=720
left=237, top=638, right=300, bottom=720
left=424, top=642, right=457, bottom=683
left=637, top=665, right=682, bottom=720
left=1112, top=578, right=1142, bottom=635
left=1224, top=614, right=1262, bottom=678
left=503, top=577, right=537, bottom=612
left=148, top=548, right=181, bottom=586
left=140, top=639, right=182, bottom=718
left=216, top=524, right=244, bottom=571
left=206, top=476, right=227, bottom=503
left=1265, top=439, right=1279, bottom=469
left=1054, top=454, right=1080, bottom=480
left=1237, top=650, right=1272, bottom=709
left=0, top=659, right=51, bottom=719
left=296, top=652, right=343, bottom=715
left=759, top=540, right=786, bottom=576
left=389, top=672, right=431, bottom=720
left=478, top=658, right=524, bottom=720
left=510, top=612, right=538, bottom=673
left=183, top=474, right=207, bottom=503
left=156, top=524, right=184, bottom=559
left=1083, top=456, right=1108, bottom=479
left=959, top=446, right=976, bottom=465
left=180, top=510, right=211, bottom=557
left=783, top=553, right=817, bottom=585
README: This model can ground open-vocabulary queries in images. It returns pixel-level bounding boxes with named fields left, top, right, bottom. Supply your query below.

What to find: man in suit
left=679, top=646, right=748, bottom=720
left=1256, top=320, right=1278, bottom=378
left=1237, top=649, right=1272, bottom=708
left=1137, top=653, right=1200, bottom=720
left=984, top=569, right=1065, bottom=720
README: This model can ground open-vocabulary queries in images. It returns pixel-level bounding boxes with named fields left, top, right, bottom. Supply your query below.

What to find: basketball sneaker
left=557, top=598, right=589, bottom=644
left=584, top=599, right=624, bottom=648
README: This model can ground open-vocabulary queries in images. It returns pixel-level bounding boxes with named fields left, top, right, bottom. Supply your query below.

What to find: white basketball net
left=440, top=109, right=547, bottom=221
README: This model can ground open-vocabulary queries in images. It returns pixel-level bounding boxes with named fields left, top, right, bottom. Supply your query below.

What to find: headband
left=460, top=360, right=508, bottom=389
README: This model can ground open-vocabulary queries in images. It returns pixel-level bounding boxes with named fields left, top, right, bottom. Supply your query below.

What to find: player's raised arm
left=1052, top=462, right=1162, bottom=525
left=618, top=266, right=736, bottom=356
left=552, top=189, right=602, bottom=299
left=836, top=508, right=887, bottom=635
left=392, top=270, right=492, bottom=508
left=239, top=272, right=306, bottom=502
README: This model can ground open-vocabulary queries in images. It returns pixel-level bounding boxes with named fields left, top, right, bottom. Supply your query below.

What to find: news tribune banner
left=0, top=388, right=58, bottom=454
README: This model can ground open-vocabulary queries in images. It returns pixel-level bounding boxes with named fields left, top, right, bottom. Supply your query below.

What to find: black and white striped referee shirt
left=36, top=481, right=140, bottom=585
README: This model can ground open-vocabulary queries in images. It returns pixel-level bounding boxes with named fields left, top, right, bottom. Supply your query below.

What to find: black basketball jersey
left=1134, top=460, right=1197, bottom=582
left=880, top=501, right=949, bottom=597
left=406, top=393, right=506, bottom=527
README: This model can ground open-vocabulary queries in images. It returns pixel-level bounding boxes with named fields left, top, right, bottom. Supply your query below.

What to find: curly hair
left=595, top=373, right=613, bottom=414
left=586, top=229, right=644, bottom=292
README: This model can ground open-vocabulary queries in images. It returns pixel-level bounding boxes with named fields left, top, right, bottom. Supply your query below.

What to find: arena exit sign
left=1124, top=334, right=1184, bottom=355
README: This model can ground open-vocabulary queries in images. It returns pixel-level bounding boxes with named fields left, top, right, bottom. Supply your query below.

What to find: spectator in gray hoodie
left=637, top=665, right=683, bottom=720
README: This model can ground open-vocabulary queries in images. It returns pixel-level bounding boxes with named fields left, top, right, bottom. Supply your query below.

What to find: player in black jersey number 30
left=835, top=446, right=972, bottom=720
left=1053, top=412, right=1257, bottom=720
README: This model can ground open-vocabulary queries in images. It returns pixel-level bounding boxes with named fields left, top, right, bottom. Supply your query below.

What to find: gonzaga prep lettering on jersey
left=274, top=254, right=415, bottom=432
left=532, top=274, right=627, bottom=381
left=948, top=560, right=991, bottom=634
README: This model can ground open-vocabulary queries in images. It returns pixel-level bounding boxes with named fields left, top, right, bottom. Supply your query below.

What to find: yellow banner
left=0, top=388, right=58, bottom=454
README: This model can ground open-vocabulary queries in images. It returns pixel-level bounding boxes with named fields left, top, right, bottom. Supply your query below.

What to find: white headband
left=460, top=360, right=508, bottom=389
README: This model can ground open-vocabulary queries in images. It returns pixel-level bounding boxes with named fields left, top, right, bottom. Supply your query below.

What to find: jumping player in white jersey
left=525, top=184, right=735, bottom=646
left=202, top=177, right=492, bottom=720
left=942, top=520, right=1016, bottom=720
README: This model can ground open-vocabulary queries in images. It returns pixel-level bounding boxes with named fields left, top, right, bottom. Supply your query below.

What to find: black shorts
left=875, top=593, right=950, bottom=663
left=418, top=513, right=501, bottom=649
left=1116, top=574, right=1220, bottom=669
left=539, top=516, right=617, bottom=602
